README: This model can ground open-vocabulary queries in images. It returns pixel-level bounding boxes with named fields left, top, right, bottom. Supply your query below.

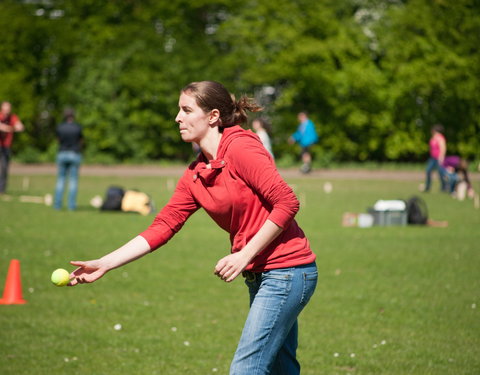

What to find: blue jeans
left=424, top=157, right=447, bottom=192
left=444, top=170, right=458, bottom=193
left=230, top=262, right=318, bottom=375
left=0, top=146, right=11, bottom=193
left=54, top=151, right=82, bottom=210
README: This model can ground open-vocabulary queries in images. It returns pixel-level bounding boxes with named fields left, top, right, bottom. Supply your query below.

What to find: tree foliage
left=0, top=0, right=478, bottom=162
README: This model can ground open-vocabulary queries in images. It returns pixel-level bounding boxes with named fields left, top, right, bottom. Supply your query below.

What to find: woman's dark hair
left=457, top=158, right=472, bottom=188
left=432, top=124, right=444, bottom=134
left=181, top=81, right=262, bottom=127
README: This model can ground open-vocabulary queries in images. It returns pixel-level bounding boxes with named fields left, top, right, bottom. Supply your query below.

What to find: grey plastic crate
left=368, top=209, right=407, bottom=226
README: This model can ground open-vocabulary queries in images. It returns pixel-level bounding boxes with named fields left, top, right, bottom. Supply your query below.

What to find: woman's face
left=175, top=92, right=212, bottom=143
left=1, top=102, right=11, bottom=115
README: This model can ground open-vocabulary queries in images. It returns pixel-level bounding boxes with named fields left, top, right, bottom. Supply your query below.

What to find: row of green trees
left=1, top=0, right=479, bottom=163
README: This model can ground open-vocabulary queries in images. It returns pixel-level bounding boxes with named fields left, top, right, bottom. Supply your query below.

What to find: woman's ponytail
left=231, top=95, right=263, bottom=125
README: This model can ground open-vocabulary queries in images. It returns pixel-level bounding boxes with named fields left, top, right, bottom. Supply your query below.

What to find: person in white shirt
left=252, top=118, right=274, bottom=159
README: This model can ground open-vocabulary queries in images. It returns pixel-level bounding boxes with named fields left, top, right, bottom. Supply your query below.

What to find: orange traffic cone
left=0, top=259, right=27, bottom=305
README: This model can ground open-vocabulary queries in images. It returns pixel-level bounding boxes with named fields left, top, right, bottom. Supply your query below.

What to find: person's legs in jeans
left=424, top=157, right=438, bottom=192
left=270, top=320, right=299, bottom=374
left=67, top=153, right=81, bottom=210
left=446, top=171, right=458, bottom=194
left=438, top=165, right=448, bottom=192
left=54, top=152, right=69, bottom=209
left=230, top=263, right=317, bottom=375
left=0, top=147, right=11, bottom=193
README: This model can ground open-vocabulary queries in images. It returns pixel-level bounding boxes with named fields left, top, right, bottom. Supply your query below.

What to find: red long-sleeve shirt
left=140, top=126, right=315, bottom=272
left=0, top=113, right=19, bottom=148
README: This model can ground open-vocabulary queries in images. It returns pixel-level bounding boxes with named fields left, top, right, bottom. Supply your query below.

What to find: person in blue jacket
left=289, top=111, right=319, bottom=173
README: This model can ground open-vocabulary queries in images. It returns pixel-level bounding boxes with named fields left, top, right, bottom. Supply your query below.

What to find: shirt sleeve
left=229, top=136, right=299, bottom=229
left=11, top=114, right=19, bottom=126
left=139, top=172, right=200, bottom=250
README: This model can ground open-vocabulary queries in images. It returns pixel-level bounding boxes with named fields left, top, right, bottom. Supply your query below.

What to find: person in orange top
left=0, top=101, right=24, bottom=193
left=424, top=124, right=447, bottom=192
left=67, top=81, right=317, bottom=374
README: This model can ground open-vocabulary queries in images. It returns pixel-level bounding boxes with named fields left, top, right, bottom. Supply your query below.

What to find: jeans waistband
left=242, top=262, right=317, bottom=282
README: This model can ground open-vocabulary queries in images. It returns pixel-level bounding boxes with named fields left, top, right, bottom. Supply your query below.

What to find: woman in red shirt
left=0, top=101, right=25, bottom=193
left=68, top=81, right=317, bottom=374
left=424, top=124, right=447, bottom=192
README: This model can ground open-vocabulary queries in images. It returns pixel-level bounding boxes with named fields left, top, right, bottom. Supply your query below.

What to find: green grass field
left=1, top=172, right=479, bottom=375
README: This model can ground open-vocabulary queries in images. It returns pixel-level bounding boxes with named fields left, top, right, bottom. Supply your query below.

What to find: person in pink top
left=67, top=81, right=317, bottom=375
left=0, top=101, right=25, bottom=193
left=424, top=124, right=447, bottom=192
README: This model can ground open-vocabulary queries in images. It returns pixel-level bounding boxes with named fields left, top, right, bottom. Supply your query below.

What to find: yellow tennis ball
left=51, top=268, right=70, bottom=287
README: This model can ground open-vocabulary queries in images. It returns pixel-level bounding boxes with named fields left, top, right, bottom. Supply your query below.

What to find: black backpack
left=101, top=186, right=125, bottom=211
left=406, top=196, right=428, bottom=225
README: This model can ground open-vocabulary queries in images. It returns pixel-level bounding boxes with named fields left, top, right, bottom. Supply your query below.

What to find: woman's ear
left=209, top=109, right=221, bottom=125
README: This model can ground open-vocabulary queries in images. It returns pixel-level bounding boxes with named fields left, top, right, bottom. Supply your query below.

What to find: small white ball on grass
left=323, top=182, right=333, bottom=193
left=90, top=195, right=103, bottom=208
left=44, top=194, right=53, bottom=206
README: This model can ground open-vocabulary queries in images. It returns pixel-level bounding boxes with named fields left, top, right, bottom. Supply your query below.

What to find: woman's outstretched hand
left=67, top=236, right=152, bottom=286
left=69, top=260, right=108, bottom=286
